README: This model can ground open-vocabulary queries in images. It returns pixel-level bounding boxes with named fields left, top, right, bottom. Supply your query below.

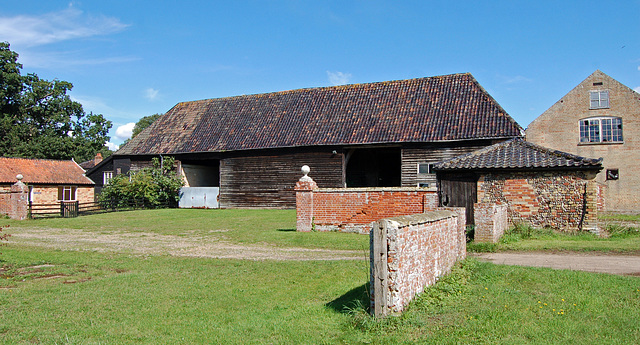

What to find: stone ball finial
left=299, top=165, right=313, bottom=182
left=16, top=174, right=23, bottom=181
left=301, top=165, right=310, bottom=176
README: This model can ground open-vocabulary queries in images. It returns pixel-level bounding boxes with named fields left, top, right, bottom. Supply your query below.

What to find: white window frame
left=103, top=171, right=113, bottom=185
left=589, top=90, right=609, bottom=109
left=417, top=163, right=434, bottom=175
left=579, top=117, right=623, bottom=143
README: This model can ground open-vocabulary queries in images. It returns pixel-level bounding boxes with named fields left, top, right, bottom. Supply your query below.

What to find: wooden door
left=438, top=173, right=478, bottom=224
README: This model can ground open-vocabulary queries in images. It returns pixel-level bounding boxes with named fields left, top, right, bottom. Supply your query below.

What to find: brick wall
left=526, top=71, right=640, bottom=212
left=296, top=186, right=439, bottom=234
left=474, top=203, right=508, bottom=243
left=0, top=187, right=9, bottom=217
left=370, top=209, right=466, bottom=317
left=30, top=186, right=94, bottom=204
left=477, top=170, right=599, bottom=232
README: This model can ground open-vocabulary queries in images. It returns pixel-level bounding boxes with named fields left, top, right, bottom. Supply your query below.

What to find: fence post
left=295, top=165, right=318, bottom=232
left=371, top=220, right=388, bottom=317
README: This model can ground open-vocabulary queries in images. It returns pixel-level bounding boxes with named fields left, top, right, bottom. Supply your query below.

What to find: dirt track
left=8, top=227, right=365, bottom=261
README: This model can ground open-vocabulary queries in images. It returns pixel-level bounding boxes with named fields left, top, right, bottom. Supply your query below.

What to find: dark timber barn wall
left=401, top=141, right=499, bottom=188
left=218, top=148, right=344, bottom=208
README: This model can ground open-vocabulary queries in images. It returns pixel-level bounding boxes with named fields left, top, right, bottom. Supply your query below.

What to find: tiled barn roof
left=0, top=157, right=94, bottom=185
left=434, top=138, right=603, bottom=171
left=118, top=73, right=523, bottom=155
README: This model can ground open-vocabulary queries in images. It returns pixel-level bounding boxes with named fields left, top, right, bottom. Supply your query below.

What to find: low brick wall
left=296, top=187, right=439, bottom=234
left=0, top=189, right=9, bottom=218
left=370, top=208, right=466, bottom=317
left=474, top=203, right=508, bottom=243
left=477, top=171, right=599, bottom=232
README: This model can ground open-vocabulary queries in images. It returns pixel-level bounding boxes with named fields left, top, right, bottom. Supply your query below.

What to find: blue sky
left=1, top=1, right=639, bottom=149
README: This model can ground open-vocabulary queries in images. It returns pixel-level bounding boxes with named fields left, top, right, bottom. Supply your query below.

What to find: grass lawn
left=0, top=209, right=639, bottom=344
left=468, top=217, right=640, bottom=254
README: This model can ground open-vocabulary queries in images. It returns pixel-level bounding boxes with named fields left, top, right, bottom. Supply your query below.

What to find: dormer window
left=579, top=117, right=622, bottom=143
left=590, top=90, right=609, bottom=109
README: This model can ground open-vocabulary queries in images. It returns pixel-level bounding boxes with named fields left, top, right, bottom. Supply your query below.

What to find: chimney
left=94, top=152, right=103, bottom=165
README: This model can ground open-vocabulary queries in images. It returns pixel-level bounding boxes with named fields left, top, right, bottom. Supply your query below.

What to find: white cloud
left=327, top=71, right=352, bottom=85
left=497, top=74, right=533, bottom=84
left=105, top=142, right=120, bottom=151
left=0, top=6, right=129, bottom=47
left=114, top=122, right=135, bottom=141
left=145, top=88, right=159, bottom=101
left=634, top=86, right=640, bottom=94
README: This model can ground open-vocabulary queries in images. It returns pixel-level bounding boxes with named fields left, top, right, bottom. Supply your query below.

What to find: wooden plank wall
left=401, top=143, right=487, bottom=188
left=219, top=149, right=344, bottom=208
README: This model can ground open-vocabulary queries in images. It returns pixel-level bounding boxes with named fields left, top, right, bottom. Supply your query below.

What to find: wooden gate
left=437, top=173, right=477, bottom=224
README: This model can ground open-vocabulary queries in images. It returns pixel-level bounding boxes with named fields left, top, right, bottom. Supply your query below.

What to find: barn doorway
left=345, top=148, right=401, bottom=187
left=437, top=173, right=478, bottom=225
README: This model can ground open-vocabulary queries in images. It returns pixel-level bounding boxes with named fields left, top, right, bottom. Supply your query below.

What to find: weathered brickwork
left=477, top=171, right=599, bottom=232
left=474, top=203, right=508, bottom=243
left=296, top=186, right=439, bottom=234
left=526, top=70, right=640, bottom=212
left=370, top=210, right=466, bottom=317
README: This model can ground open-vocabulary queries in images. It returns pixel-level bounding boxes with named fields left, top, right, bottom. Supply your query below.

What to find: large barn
left=87, top=73, right=523, bottom=208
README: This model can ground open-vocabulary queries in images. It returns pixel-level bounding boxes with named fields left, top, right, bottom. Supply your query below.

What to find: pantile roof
left=434, top=138, right=602, bottom=171
left=117, top=73, right=523, bottom=155
left=0, top=157, right=94, bottom=185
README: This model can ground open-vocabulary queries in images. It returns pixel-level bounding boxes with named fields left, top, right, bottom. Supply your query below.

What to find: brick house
left=87, top=73, right=523, bottom=208
left=526, top=70, right=640, bottom=213
left=0, top=157, right=95, bottom=214
left=434, top=138, right=603, bottom=232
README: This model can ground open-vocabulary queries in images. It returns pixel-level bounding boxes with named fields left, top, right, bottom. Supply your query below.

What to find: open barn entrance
left=181, top=160, right=220, bottom=187
left=345, top=148, right=401, bottom=187
left=179, top=160, right=220, bottom=209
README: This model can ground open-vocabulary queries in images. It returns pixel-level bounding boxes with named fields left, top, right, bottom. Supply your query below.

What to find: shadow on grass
left=326, top=283, right=370, bottom=314
left=276, top=228, right=296, bottom=232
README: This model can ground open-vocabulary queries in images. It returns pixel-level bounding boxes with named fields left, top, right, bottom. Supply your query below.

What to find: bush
left=98, top=156, right=184, bottom=209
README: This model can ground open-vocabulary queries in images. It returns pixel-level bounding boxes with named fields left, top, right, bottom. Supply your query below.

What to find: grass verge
left=468, top=222, right=640, bottom=254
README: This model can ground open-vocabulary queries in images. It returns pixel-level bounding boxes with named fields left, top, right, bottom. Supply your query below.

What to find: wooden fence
left=28, top=197, right=175, bottom=219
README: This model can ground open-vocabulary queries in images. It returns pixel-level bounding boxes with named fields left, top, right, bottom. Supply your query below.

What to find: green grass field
left=1, top=209, right=639, bottom=344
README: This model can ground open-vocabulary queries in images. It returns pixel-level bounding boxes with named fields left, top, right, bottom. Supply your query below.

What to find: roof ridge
left=172, top=73, right=476, bottom=105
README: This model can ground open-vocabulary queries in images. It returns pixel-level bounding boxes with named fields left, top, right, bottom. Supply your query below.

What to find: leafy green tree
left=132, top=113, right=161, bottom=139
left=98, top=156, right=184, bottom=208
left=0, top=42, right=112, bottom=162
left=120, top=113, right=161, bottom=147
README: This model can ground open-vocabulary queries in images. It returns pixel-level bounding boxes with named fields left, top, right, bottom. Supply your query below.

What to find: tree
left=120, top=113, right=161, bottom=147
left=0, top=42, right=112, bottom=162
left=132, top=113, right=161, bottom=139
left=98, top=156, right=184, bottom=209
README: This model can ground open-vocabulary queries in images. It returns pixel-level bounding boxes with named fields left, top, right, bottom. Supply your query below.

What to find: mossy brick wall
left=477, top=171, right=599, bottom=232
left=296, top=187, right=439, bottom=234
left=370, top=209, right=466, bottom=317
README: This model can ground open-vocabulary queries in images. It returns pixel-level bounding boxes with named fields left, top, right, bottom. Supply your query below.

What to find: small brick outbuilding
left=0, top=157, right=95, bottom=217
left=434, top=138, right=603, bottom=232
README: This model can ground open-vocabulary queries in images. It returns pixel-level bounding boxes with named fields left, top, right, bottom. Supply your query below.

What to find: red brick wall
left=0, top=187, right=9, bottom=217
left=370, top=210, right=466, bottom=316
left=296, top=187, right=439, bottom=234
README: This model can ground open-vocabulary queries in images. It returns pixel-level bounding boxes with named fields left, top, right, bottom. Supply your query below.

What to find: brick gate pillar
left=295, top=165, right=318, bottom=232
left=10, top=174, right=29, bottom=220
